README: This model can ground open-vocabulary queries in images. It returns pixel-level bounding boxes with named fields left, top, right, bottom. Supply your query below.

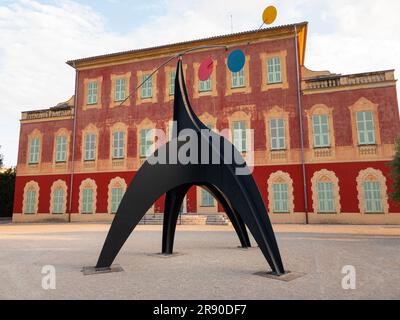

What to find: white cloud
left=0, top=0, right=399, bottom=166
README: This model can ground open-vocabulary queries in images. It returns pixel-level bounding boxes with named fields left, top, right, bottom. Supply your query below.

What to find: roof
left=67, top=22, right=308, bottom=69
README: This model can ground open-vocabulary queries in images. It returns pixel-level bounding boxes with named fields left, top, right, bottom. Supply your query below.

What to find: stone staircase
left=139, top=214, right=229, bottom=226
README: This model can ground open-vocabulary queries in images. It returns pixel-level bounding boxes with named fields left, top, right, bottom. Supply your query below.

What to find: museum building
left=12, top=22, right=400, bottom=224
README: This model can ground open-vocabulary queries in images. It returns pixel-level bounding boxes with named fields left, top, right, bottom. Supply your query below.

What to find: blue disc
left=228, top=49, right=245, bottom=73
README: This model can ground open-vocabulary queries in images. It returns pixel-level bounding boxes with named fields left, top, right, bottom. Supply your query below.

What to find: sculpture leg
left=162, top=185, right=190, bottom=254
left=205, top=185, right=251, bottom=248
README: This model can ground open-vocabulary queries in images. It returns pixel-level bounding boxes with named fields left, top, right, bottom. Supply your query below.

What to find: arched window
left=50, top=180, right=68, bottom=214
left=27, top=129, right=42, bottom=165
left=311, top=170, right=341, bottom=214
left=23, top=181, right=40, bottom=214
left=108, top=177, right=127, bottom=214
left=356, top=168, right=389, bottom=214
left=267, top=171, right=294, bottom=214
left=79, top=179, right=97, bottom=214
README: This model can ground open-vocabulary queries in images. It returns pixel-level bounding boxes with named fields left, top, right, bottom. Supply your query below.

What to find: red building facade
left=13, top=22, right=400, bottom=224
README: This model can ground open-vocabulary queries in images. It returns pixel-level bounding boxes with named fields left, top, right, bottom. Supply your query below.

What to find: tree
left=0, top=145, right=3, bottom=168
left=389, top=138, right=400, bottom=203
left=0, top=167, right=16, bottom=218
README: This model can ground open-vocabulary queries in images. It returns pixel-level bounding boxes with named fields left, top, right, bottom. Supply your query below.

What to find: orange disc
left=262, top=6, right=277, bottom=25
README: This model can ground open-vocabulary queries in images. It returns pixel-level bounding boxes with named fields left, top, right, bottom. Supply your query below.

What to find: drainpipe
left=294, top=25, right=309, bottom=224
left=68, top=64, right=79, bottom=223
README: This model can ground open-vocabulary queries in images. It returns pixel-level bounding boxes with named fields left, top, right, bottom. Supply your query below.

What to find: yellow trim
left=260, top=50, right=289, bottom=91
left=107, top=177, right=127, bottom=214
left=267, top=171, right=295, bottom=214
left=81, top=124, right=99, bottom=171
left=79, top=178, right=97, bottom=214
left=110, top=72, right=131, bottom=108
left=225, top=55, right=251, bottom=96
left=27, top=129, right=42, bottom=168
left=193, top=61, right=218, bottom=98
left=164, top=65, right=187, bottom=103
left=311, top=170, right=341, bottom=214
left=83, top=77, right=103, bottom=110
left=136, top=70, right=158, bottom=105
left=49, top=180, right=68, bottom=214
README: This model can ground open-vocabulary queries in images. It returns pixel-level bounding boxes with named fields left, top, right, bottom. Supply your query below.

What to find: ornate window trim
left=305, top=104, right=335, bottom=159
left=83, top=76, right=103, bottom=110
left=267, top=171, right=294, bottom=214
left=23, top=181, right=40, bottom=215
left=81, top=123, right=99, bottom=165
left=136, top=118, right=156, bottom=162
left=260, top=50, right=288, bottom=91
left=53, top=128, right=71, bottom=165
left=107, top=177, right=127, bottom=214
left=311, top=169, right=341, bottom=214
left=50, top=180, right=68, bottom=214
left=109, top=122, right=128, bottom=162
left=27, top=129, right=42, bottom=166
left=356, top=168, right=389, bottom=214
left=264, top=106, right=290, bottom=152
left=348, top=97, right=381, bottom=147
left=78, top=178, right=97, bottom=214
left=225, top=55, right=252, bottom=96
left=136, top=70, right=158, bottom=105
left=199, top=112, right=218, bottom=130
left=193, top=61, right=218, bottom=98
left=110, top=72, right=131, bottom=108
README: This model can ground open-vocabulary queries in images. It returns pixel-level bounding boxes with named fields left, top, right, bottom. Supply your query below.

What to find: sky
left=0, top=0, right=399, bottom=166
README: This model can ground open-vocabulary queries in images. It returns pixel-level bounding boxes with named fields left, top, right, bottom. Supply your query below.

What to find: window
left=87, top=81, right=98, bottom=105
left=356, top=111, right=376, bottom=145
left=84, top=134, right=96, bottom=161
left=270, top=119, right=285, bottom=150
left=141, top=74, right=152, bottom=99
left=317, top=182, right=335, bottom=213
left=313, top=115, right=330, bottom=148
left=112, top=131, right=125, bottom=159
left=114, top=78, right=126, bottom=102
left=169, top=71, right=176, bottom=96
left=29, top=138, right=40, bottom=164
left=52, top=188, right=65, bottom=214
left=111, top=187, right=124, bottom=214
left=55, top=136, right=67, bottom=162
left=82, top=189, right=94, bottom=214
left=231, top=69, right=245, bottom=88
left=267, top=57, right=282, bottom=84
left=272, top=184, right=289, bottom=213
left=199, top=77, right=212, bottom=92
left=201, top=189, right=215, bottom=207
left=363, top=181, right=383, bottom=213
left=25, top=190, right=36, bottom=214
left=233, top=121, right=247, bottom=152
left=140, top=129, right=154, bottom=158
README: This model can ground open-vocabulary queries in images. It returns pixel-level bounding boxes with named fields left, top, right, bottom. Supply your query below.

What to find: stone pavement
left=0, top=223, right=399, bottom=299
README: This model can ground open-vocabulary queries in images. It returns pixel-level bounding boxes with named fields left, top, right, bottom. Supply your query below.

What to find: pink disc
left=198, top=57, right=214, bottom=81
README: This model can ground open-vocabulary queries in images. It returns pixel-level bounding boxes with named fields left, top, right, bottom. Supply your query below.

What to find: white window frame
left=231, top=69, right=245, bottom=88
left=29, top=138, right=40, bottom=164
left=267, top=57, right=282, bottom=84
left=55, top=136, right=67, bottom=163
left=317, top=182, right=335, bottom=213
left=84, top=133, right=96, bottom=161
left=233, top=121, right=247, bottom=152
left=52, top=188, right=65, bottom=214
left=141, top=74, right=153, bottom=99
left=270, top=119, right=285, bottom=150
left=112, top=131, right=125, bottom=159
left=114, top=78, right=126, bottom=102
left=140, top=129, right=154, bottom=158
left=272, top=183, right=289, bottom=213
left=363, top=181, right=383, bottom=213
left=82, top=188, right=94, bottom=214
left=87, top=81, right=98, bottom=105
left=356, top=111, right=376, bottom=145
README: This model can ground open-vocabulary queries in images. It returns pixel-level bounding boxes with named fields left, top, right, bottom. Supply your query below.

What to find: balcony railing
left=303, top=70, right=395, bottom=91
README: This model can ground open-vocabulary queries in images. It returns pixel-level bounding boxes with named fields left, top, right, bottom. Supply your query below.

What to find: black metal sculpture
left=95, top=58, right=285, bottom=275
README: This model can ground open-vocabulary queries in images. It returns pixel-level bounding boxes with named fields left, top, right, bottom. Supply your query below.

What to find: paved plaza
left=0, top=223, right=399, bottom=300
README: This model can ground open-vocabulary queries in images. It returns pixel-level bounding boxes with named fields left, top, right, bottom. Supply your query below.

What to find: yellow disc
left=262, top=6, right=277, bottom=25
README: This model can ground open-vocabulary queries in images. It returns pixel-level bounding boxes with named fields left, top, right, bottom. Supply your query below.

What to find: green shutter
left=267, top=57, right=282, bottom=84
left=313, top=115, right=330, bottom=148
left=273, top=183, right=289, bottom=213
left=356, top=111, right=376, bottom=145
left=364, top=181, right=383, bottom=213
left=317, top=182, right=335, bottom=213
